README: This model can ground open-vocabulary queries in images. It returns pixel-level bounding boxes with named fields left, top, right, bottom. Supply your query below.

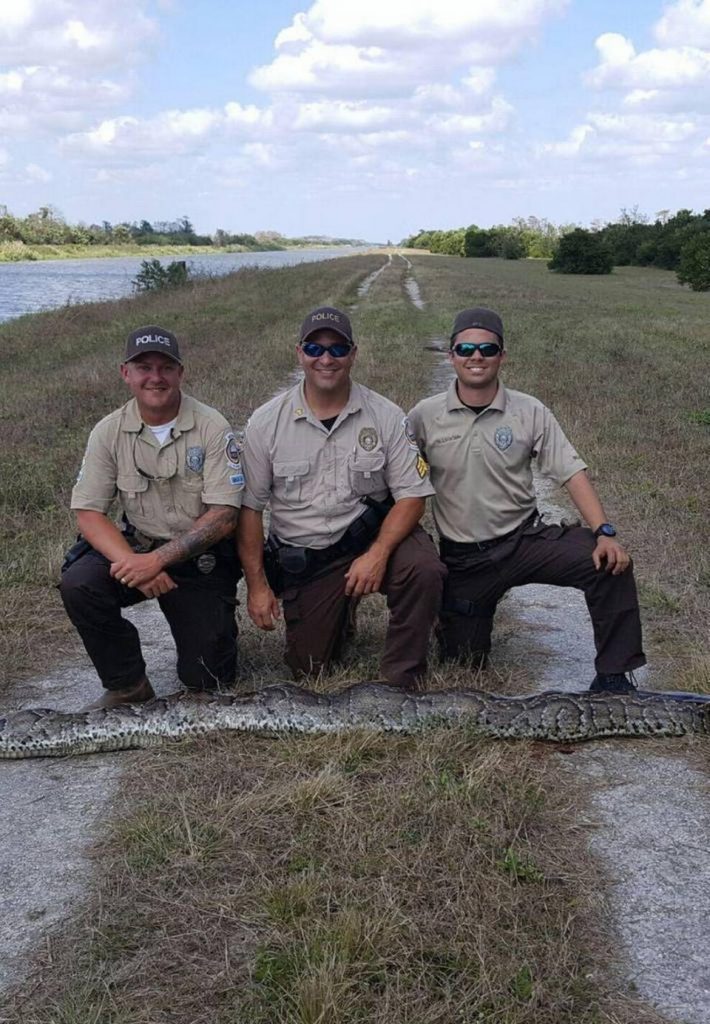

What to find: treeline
left=0, top=206, right=214, bottom=247
left=402, top=217, right=570, bottom=261
left=403, top=208, right=710, bottom=290
left=0, top=205, right=367, bottom=254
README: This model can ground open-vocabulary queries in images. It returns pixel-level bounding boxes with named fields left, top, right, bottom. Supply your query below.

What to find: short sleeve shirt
left=407, top=382, right=586, bottom=543
left=71, top=393, right=244, bottom=540
left=241, top=381, right=434, bottom=548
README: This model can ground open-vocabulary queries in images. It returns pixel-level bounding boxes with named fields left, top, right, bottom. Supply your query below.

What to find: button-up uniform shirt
left=407, top=382, right=586, bottom=543
left=71, top=393, right=244, bottom=540
left=241, top=381, right=434, bottom=549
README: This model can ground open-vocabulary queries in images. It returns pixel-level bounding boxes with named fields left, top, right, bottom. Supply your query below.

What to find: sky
left=1, top=0, right=709, bottom=242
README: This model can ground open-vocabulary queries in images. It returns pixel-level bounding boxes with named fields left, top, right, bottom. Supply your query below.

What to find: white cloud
left=0, top=1, right=157, bottom=68
left=428, top=97, right=514, bottom=135
left=63, top=103, right=273, bottom=158
left=588, top=33, right=710, bottom=91
left=287, top=0, right=567, bottom=54
left=294, top=100, right=399, bottom=132
left=654, top=0, right=710, bottom=48
left=251, top=0, right=567, bottom=96
left=25, top=162, right=51, bottom=181
left=540, top=111, right=704, bottom=166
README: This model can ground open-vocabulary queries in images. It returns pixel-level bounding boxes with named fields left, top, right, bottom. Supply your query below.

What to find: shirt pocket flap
left=349, top=453, right=386, bottom=477
left=274, top=460, right=310, bottom=481
left=116, top=473, right=149, bottom=496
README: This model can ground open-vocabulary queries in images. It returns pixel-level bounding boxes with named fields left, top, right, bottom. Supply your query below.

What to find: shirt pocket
left=348, top=452, right=387, bottom=496
left=116, top=472, right=151, bottom=521
left=177, top=476, right=205, bottom=520
left=273, top=460, right=311, bottom=506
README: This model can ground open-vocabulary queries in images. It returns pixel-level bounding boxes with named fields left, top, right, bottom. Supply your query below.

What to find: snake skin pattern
left=2, top=683, right=710, bottom=758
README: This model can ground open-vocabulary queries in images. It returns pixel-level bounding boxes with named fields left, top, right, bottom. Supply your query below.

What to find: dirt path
left=0, top=604, right=179, bottom=994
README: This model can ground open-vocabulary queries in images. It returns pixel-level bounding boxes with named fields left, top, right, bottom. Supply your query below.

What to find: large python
left=2, top=682, right=710, bottom=758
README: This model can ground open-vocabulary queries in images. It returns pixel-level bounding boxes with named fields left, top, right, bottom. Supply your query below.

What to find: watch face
left=598, top=523, right=617, bottom=537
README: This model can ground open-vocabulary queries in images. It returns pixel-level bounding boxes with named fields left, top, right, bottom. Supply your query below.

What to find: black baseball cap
left=300, top=306, right=353, bottom=346
left=124, top=325, right=182, bottom=364
left=450, top=307, right=504, bottom=345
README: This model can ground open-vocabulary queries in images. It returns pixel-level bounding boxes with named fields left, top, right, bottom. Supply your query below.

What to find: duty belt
left=440, top=511, right=539, bottom=555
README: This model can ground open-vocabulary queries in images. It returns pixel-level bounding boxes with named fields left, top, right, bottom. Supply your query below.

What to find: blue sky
left=1, top=0, right=709, bottom=241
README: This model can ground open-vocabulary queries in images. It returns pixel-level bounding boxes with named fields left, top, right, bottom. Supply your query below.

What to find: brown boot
left=86, top=677, right=155, bottom=710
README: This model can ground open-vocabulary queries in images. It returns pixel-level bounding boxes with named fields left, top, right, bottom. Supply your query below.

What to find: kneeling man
left=407, top=307, right=645, bottom=693
left=60, top=326, right=243, bottom=707
left=237, top=306, right=446, bottom=690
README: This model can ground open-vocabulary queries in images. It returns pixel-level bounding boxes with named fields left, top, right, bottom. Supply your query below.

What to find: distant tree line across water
left=402, top=208, right=710, bottom=290
left=0, top=205, right=366, bottom=255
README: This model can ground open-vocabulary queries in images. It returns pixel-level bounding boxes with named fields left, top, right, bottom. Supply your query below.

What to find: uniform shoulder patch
left=224, top=431, right=243, bottom=468
left=402, top=416, right=420, bottom=452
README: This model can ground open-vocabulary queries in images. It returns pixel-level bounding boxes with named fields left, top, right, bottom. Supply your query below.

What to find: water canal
left=0, top=246, right=370, bottom=324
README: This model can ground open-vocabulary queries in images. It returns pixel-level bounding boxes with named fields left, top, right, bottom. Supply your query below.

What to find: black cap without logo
left=124, top=325, right=182, bottom=364
left=300, top=306, right=353, bottom=346
left=450, top=307, right=504, bottom=344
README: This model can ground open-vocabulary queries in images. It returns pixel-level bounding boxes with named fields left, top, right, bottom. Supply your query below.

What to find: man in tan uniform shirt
left=60, top=326, right=243, bottom=707
left=408, top=307, right=645, bottom=694
left=237, top=306, right=446, bottom=690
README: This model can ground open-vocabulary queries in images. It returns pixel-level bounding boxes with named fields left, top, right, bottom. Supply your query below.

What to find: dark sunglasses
left=301, top=340, right=353, bottom=358
left=451, top=341, right=503, bottom=358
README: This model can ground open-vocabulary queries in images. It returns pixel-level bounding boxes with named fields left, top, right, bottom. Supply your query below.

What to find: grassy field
left=2, top=253, right=708, bottom=1022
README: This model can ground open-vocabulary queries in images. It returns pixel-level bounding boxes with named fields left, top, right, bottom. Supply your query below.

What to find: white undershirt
left=147, top=418, right=177, bottom=446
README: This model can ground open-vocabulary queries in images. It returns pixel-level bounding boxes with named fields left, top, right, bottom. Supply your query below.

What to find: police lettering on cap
left=124, top=325, right=182, bottom=364
left=300, top=306, right=353, bottom=346
left=450, top=307, right=504, bottom=345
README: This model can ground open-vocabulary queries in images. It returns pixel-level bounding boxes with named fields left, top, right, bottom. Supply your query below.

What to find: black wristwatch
left=594, top=523, right=617, bottom=539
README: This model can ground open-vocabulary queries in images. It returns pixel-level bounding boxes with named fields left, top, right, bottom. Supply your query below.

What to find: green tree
left=548, top=229, right=613, bottom=274
left=463, top=227, right=496, bottom=257
left=677, top=233, right=710, bottom=291
left=132, top=259, right=190, bottom=292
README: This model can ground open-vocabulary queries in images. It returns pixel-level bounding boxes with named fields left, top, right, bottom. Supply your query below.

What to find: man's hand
left=593, top=537, right=631, bottom=575
left=110, top=550, right=165, bottom=588
left=137, top=572, right=178, bottom=598
left=344, top=544, right=389, bottom=597
left=247, top=582, right=281, bottom=630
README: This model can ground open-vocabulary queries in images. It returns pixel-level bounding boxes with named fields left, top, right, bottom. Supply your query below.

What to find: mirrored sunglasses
left=301, top=340, right=353, bottom=358
left=452, top=341, right=502, bottom=358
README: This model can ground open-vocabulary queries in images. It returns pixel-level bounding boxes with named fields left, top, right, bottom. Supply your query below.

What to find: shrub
left=132, top=259, right=190, bottom=292
left=548, top=229, right=613, bottom=274
left=677, top=233, right=710, bottom=291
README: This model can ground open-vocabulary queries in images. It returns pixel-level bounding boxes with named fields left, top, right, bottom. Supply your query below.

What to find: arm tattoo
left=157, top=506, right=238, bottom=567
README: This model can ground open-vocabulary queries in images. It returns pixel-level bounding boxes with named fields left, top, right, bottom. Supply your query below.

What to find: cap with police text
left=450, top=307, right=504, bottom=344
left=124, top=325, right=182, bottom=364
left=300, top=306, right=353, bottom=346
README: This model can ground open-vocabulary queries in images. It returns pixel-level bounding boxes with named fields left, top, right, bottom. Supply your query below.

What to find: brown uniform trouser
left=439, top=520, right=646, bottom=675
left=281, top=527, right=447, bottom=690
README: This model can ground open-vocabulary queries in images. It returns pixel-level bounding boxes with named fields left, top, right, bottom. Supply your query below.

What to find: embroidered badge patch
left=186, top=446, right=205, bottom=472
left=224, top=432, right=242, bottom=469
left=358, top=427, right=378, bottom=451
left=229, top=472, right=245, bottom=487
left=494, top=426, right=513, bottom=451
left=416, top=454, right=429, bottom=478
left=402, top=416, right=420, bottom=452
